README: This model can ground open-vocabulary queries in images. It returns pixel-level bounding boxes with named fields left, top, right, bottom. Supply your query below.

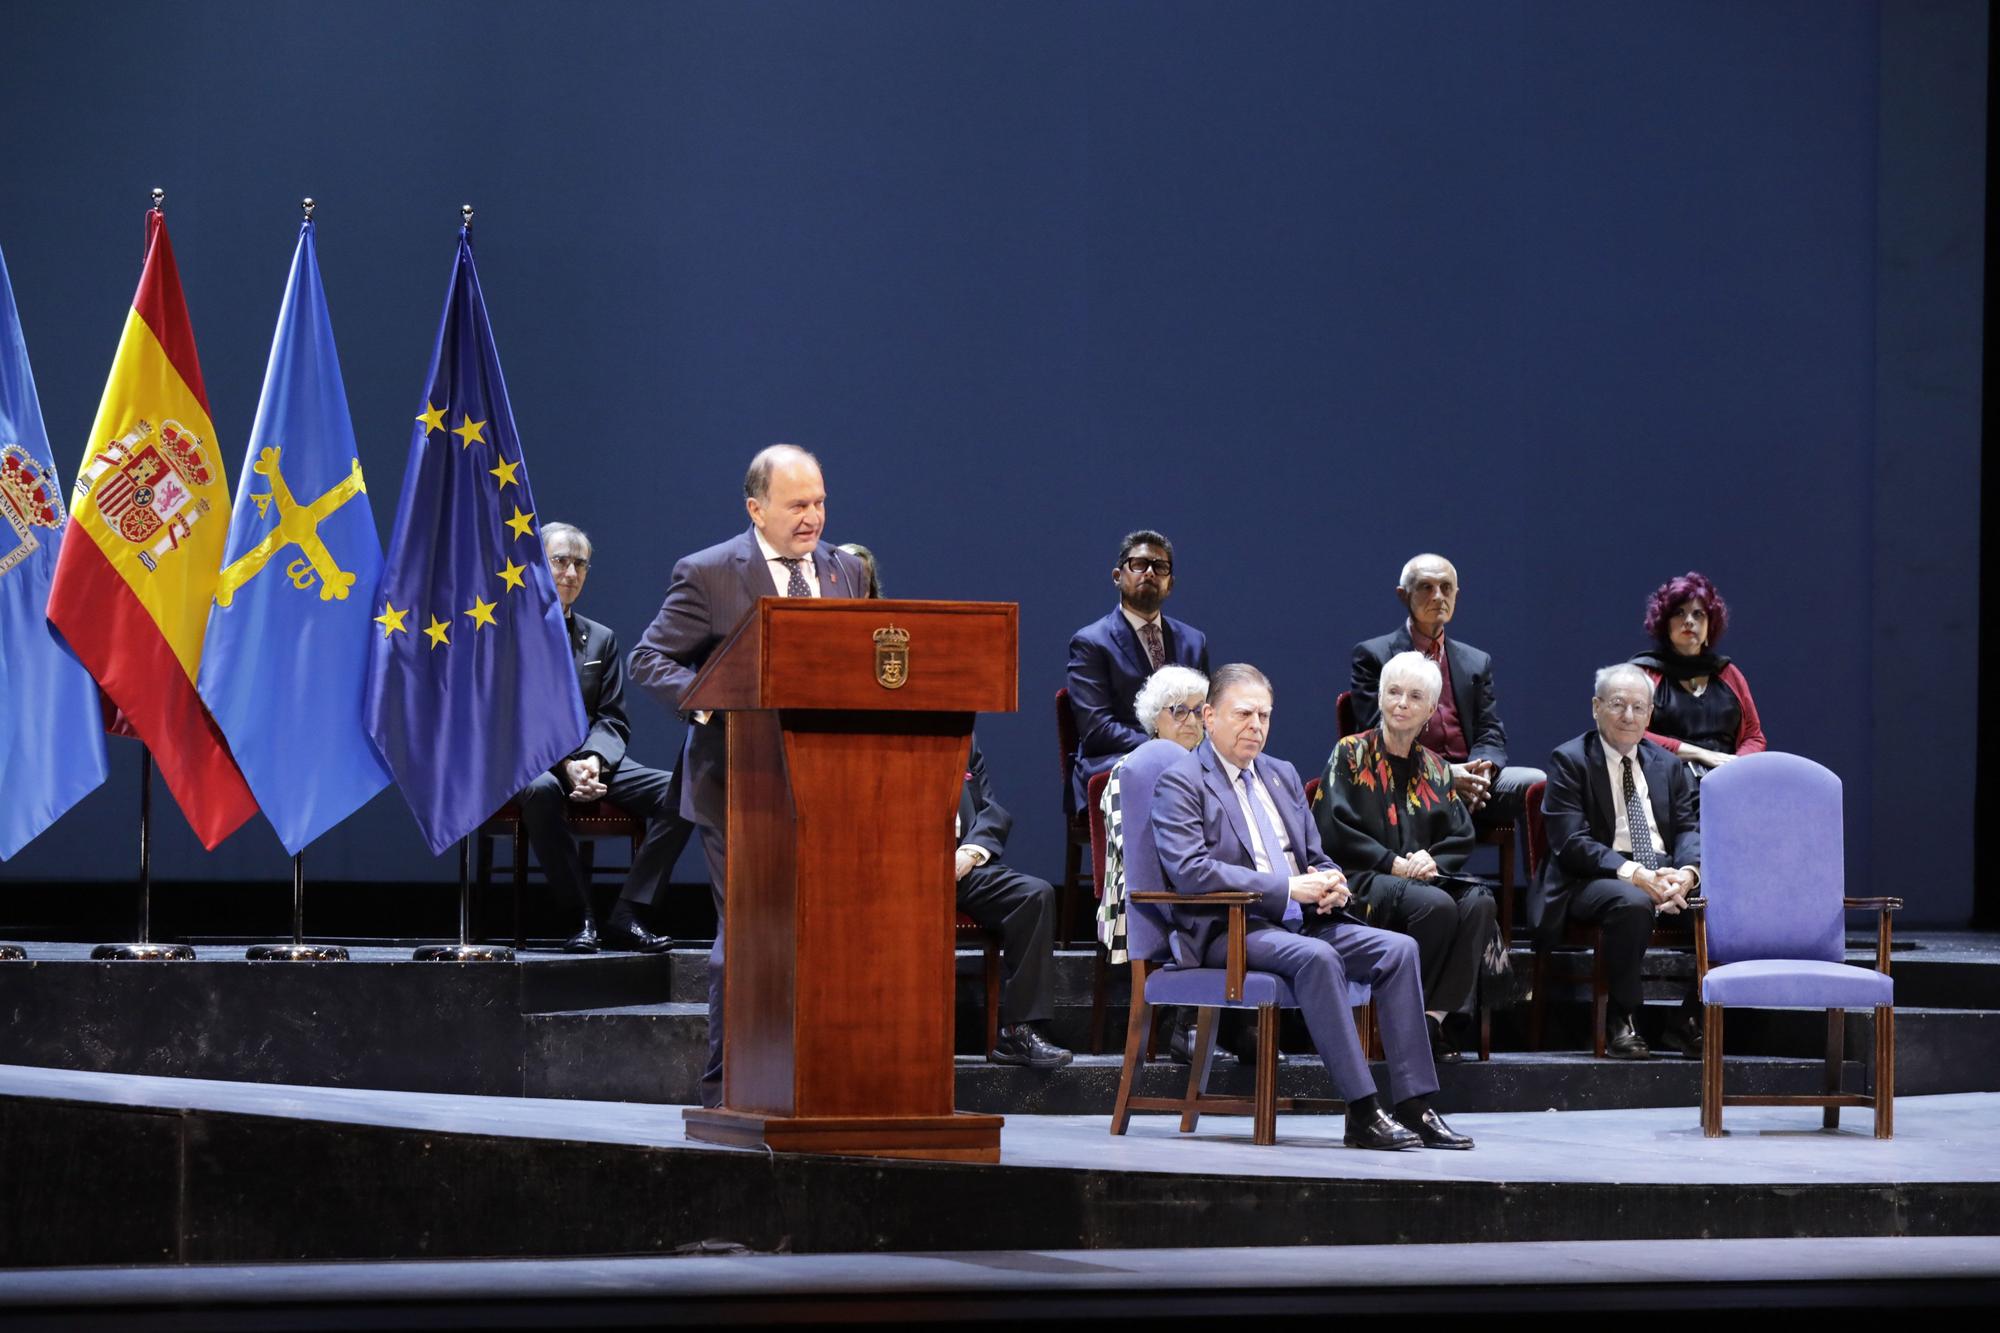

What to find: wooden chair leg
left=1180, top=1008, right=1219, bottom=1133
left=1253, top=1003, right=1279, bottom=1145
left=1058, top=839, right=1082, bottom=946
left=1590, top=934, right=1609, bottom=1059
left=1702, top=1004, right=1724, bottom=1136
left=1368, top=1003, right=1383, bottom=1062
left=511, top=825, right=528, bottom=950
left=1874, top=1004, right=1894, bottom=1139
left=1110, top=968, right=1150, bottom=1136
left=1529, top=946, right=1549, bottom=1050
left=1823, top=1008, right=1845, bottom=1130
left=1088, top=947, right=1109, bottom=1055
left=982, top=936, right=1001, bottom=1057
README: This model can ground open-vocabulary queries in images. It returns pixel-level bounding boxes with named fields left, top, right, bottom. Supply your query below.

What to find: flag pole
left=92, top=745, right=193, bottom=960
left=414, top=834, right=512, bottom=962
left=247, top=848, right=348, bottom=961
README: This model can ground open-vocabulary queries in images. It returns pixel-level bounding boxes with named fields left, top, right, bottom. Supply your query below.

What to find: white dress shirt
left=753, top=528, right=821, bottom=597
left=1604, top=742, right=1665, bottom=881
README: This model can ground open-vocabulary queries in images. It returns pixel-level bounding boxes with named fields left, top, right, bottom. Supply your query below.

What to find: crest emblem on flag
left=0, top=443, right=63, bottom=578
left=75, top=418, right=214, bottom=566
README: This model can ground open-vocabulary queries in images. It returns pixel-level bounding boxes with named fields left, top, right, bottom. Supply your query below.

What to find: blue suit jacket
left=1149, top=739, right=1349, bottom=968
left=628, top=527, right=867, bottom=829
left=1065, top=606, right=1210, bottom=811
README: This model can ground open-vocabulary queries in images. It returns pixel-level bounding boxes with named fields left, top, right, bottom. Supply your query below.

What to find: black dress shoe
left=563, top=925, right=600, bottom=954
left=1656, top=1014, right=1703, bottom=1060
left=990, top=1024, right=1073, bottom=1069
left=1427, top=1014, right=1463, bottom=1064
left=599, top=920, right=674, bottom=953
left=1395, top=1104, right=1475, bottom=1150
left=1344, top=1107, right=1423, bottom=1151
left=1164, top=1021, right=1194, bottom=1064
left=1605, top=1016, right=1652, bottom=1060
left=1219, top=1017, right=1288, bottom=1066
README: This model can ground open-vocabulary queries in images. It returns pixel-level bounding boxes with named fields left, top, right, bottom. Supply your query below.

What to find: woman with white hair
left=1314, top=650, right=1495, bottom=1062
left=1097, top=665, right=1210, bottom=965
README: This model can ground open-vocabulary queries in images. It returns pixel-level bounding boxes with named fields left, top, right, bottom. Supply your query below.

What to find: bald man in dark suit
left=629, top=444, right=869, bottom=1108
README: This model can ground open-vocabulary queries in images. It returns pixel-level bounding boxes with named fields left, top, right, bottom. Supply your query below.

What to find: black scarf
left=1631, top=646, right=1730, bottom=683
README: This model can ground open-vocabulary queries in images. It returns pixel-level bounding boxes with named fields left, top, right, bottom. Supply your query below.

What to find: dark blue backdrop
left=0, top=1, right=1984, bottom=923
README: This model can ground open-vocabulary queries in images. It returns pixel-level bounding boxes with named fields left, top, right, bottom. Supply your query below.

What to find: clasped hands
left=1633, top=864, right=1698, bottom=914
left=563, top=755, right=607, bottom=802
left=1288, top=867, right=1351, bottom=914
left=1390, top=849, right=1440, bottom=881
left=1449, top=759, right=1498, bottom=812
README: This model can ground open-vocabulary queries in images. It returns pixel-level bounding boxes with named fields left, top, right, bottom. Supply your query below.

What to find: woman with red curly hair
left=1630, top=572, right=1766, bottom=776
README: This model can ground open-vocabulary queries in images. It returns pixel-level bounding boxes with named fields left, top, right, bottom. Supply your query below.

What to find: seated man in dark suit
left=1350, top=554, right=1543, bottom=827
left=517, top=522, right=692, bottom=953
left=1534, top=664, right=1704, bottom=1060
left=959, top=740, right=1072, bottom=1068
left=1150, top=663, right=1472, bottom=1150
left=1065, top=530, right=1210, bottom=816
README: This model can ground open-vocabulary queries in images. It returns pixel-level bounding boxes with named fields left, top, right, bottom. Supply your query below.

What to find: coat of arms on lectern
left=874, top=624, right=910, bottom=690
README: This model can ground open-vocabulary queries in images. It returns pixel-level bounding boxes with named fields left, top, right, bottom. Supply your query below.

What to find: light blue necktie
left=1239, top=767, right=1304, bottom=926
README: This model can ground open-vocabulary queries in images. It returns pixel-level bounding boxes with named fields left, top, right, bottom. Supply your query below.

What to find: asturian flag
left=364, top=221, right=583, bottom=854
left=45, top=207, right=257, bottom=849
left=197, top=214, right=392, bottom=854
left=0, top=241, right=110, bottom=858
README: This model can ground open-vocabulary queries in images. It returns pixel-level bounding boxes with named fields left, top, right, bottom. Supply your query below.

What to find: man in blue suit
left=629, top=444, right=870, bottom=1108
left=1150, top=663, right=1472, bottom=1150
left=1065, top=530, right=1210, bottom=815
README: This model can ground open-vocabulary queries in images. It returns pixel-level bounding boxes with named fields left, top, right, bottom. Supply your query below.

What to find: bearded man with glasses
left=1064, top=530, right=1211, bottom=818
left=1534, top=664, right=1705, bottom=1060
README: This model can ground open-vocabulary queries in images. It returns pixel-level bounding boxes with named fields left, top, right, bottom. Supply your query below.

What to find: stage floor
left=4, top=1062, right=1994, bottom=1187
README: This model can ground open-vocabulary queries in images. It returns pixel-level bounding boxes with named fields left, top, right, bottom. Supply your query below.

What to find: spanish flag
left=46, top=208, right=257, bottom=848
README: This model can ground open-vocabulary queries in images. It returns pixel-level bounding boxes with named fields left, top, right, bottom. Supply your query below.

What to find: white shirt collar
left=753, top=529, right=791, bottom=564
left=1119, top=604, right=1161, bottom=634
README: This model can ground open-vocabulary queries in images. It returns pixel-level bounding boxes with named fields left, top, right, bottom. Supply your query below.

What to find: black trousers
left=956, top=860, right=1056, bottom=1027
left=518, top=762, right=694, bottom=927
left=694, top=822, right=727, bottom=1109
left=1372, top=878, right=1495, bottom=1015
left=1563, top=877, right=1655, bottom=1015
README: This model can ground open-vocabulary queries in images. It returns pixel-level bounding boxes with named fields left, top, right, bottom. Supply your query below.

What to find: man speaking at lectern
left=630, top=445, right=869, bottom=1108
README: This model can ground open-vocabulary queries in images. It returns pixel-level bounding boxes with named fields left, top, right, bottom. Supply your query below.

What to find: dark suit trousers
left=1374, top=879, right=1495, bottom=1015
left=519, top=762, right=691, bottom=925
left=956, top=861, right=1056, bottom=1026
left=1202, top=917, right=1437, bottom=1106
left=694, top=822, right=727, bottom=1109
left=1565, top=878, right=1655, bottom=1015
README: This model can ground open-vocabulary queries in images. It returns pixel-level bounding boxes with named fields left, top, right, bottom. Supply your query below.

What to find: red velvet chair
left=1054, top=687, right=1093, bottom=945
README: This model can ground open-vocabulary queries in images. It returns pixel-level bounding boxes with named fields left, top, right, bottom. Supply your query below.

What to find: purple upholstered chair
left=1694, top=752, right=1900, bottom=1138
left=1108, top=739, right=1372, bottom=1145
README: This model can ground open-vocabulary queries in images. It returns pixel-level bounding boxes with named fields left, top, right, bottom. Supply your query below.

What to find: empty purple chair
left=1695, top=751, right=1900, bottom=1138
left=1108, top=740, right=1371, bottom=1145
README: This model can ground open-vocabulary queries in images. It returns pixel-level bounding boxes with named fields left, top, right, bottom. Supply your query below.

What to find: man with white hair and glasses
left=1533, top=664, right=1703, bottom=1060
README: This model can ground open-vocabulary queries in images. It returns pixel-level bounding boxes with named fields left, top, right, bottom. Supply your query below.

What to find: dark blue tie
left=1623, top=757, right=1663, bottom=871
left=1239, top=767, right=1304, bottom=926
left=777, top=557, right=810, bottom=597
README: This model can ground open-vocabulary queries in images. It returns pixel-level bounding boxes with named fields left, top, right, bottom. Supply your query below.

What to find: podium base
left=683, top=1107, right=1003, bottom=1162
left=0, top=945, right=24, bottom=961
left=247, top=944, right=351, bottom=961
left=90, top=943, right=196, bottom=961
left=412, top=944, right=515, bottom=962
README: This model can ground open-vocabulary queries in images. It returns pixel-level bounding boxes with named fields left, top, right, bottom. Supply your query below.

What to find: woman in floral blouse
left=1314, top=650, right=1495, bottom=1062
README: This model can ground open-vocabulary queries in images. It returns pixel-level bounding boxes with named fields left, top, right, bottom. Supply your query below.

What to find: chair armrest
left=1689, top=898, right=1708, bottom=978
left=1126, top=892, right=1257, bottom=1000
left=1843, top=898, right=1901, bottom=973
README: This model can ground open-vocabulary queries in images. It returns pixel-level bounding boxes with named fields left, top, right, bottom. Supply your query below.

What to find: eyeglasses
left=1121, top=557, right=1172, bottom=576
left=549, top=556, right=590, bottom=572
left=1165, top=702, right=1203, bottom=721
left=1594, top=697, right=1650, bottom=717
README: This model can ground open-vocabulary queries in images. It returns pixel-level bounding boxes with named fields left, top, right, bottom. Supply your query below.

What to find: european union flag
left=0, top=242, right=110, bottom=859
left=365, top=224, right=584, bottom=854
left=196, top=217, right=392, bottom=854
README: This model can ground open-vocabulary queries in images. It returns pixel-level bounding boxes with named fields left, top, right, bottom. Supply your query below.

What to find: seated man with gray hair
left=1532, top=663, right=1703, bottom=1060
left=1314, top=651, right=1496, bottom=1063
left=1350, top=554, right=1544, bottom=826
left=517, top=521, right=693, bottom=953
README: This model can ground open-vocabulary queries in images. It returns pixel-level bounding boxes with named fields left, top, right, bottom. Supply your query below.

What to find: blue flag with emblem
left=196, top=217, right=392, bottom=854
left=364, top=223, right=584, bottom=854
left=0, top=241, right=110, bottom=858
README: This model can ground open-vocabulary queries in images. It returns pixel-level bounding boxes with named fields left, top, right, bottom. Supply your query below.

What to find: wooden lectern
left=679, top=598, right=1016, bottom=1162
